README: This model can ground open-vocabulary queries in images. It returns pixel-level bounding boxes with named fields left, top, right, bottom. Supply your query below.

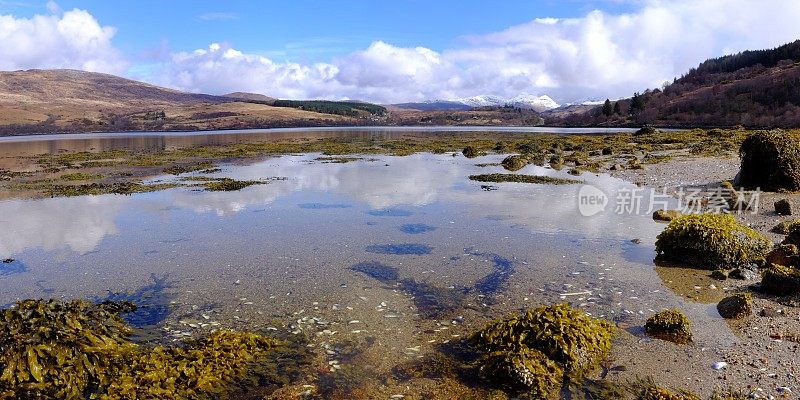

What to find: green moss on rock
left=716, top=293, right=752, bottom=319
left=655, top=214, right=772, bottom=269
left=462, top=146, right=480, bottom=158
left=738, top=130, right=800, bottom=191
left=470, top=303, right=615, bottom=386
left=468, top=174, right=580, bottom=185
left=645, top=309, right=692, bottom=344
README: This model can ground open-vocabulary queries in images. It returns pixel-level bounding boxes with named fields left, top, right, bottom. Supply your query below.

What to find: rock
left=462, top=146, right=479, bottom=158
left=729, top=267, right=757, bottom=281
left=772, top=219, right=800, bottom=234
left=738, top=130, right=800, bottom=191
left=761, top=264, right=800, bottom=295
left=759, top=307, right=781, bottom=317
left=609, top=163, right=624, bottom=171
left=655, top=213, right=773, bottom=270
left=710, top=270, right=728, bottom=280
left=717, top=293, right=752, bottom=319
left=775, top=199, right=793, bottom=215
left=645, top=309, right=692, bottom=344
left=652, top=209, right=682, bottom=222
left=634, top=125, right=658, bottom=136
left=711, top=361, right=728, bottom=370
left=501, top=155, right=528, bottom=171
left=601, top=147, right=613, bottom=155
left=765, top=244, right=800, bottom=268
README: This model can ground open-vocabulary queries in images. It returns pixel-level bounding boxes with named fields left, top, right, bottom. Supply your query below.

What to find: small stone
left=653, top=209, right=682, bottom=222
left=631, top=238, right=642, bottom=245
left=728, top=267, right=757, bottom=281
left=760, top=307, right=780, bottom=317
left=610, top=163, right=624, bottom=171
left=711, top=361, right=728, bottom=370
left=775, top=199, right=793, bottom=216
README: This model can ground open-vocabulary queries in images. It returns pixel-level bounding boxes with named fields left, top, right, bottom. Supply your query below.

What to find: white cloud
left=0, top=5, right=125, bottom=73
left=3, top=0, right=800, bottom=103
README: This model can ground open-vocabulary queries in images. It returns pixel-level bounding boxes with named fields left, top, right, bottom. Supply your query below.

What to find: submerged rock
left=470, top=303, right=615, bottom=393
left=655, top=214, right=772, bottom=270
left=717, top=293, right=752, bottom=319
left=645, top=309, right=692, bottom=344
left=738, top=130, right=800, bottom=191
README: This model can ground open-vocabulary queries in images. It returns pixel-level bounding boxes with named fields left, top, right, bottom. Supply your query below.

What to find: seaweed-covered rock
left=775, top=199, right=793, bottom=216
left=655, top=214, right=772, bottom=269
left=772, top=219, right=800, bottom=234
left=639, top=386, right=692, bottom=400
left=782, top=225, right=800, bottom=247
left=738, top=130, right=800, bottom=191
left=645, top=309, right=692, bottom=344
left=716, top=293, right=752, bottom=319
left=0, top=299, right=135, bottom=399
left=710, top=270, right=728, bottom=280
left=462, top=146, right=479, bottom=158
left=635, top=125, right=658, bottom=136
left=653, top=209, right=682, bottom=222
left=500, top=155, right=528, bottom=172
left=0, top=299, right=282, bottom=399
left=470, top=304, right=615, bottom=384
left=761, top=264, right=800, bottom=295
left=477, top=348, right=562, bottom=399
left=765, top=244, right=800, bottom=268
left=601, top=147, right=613, bottom=155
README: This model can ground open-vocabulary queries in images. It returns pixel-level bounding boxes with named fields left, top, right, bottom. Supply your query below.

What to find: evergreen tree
left=629, top=92, right=645, bottom=114
left=613, top=101, right=621, bottom=115
left=602, top=99, right=613, bottom=116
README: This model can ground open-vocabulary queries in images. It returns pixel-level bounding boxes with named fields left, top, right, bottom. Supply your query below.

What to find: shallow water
left=0, top=152, right=739, bottom=396
left=0, top=126, right=641, bottom=156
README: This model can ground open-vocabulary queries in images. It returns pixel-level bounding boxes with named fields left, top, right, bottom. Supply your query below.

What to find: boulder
left=717, top=293, right=752, bottom=319
left=765, top=244, right=800, bottom=268
left=737, top=130, right=800, bottom=191
left=775, top=199, right=793, bottom=216
left=761, top=264, right=800, bottom=295
left=645, top=309, right=692, bottom=344
left=501, top=155, right=528, bottom=172
left=655, top=213, right=773, bottom=269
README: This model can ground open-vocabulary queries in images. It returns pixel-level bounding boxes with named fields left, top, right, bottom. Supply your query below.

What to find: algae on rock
left=716, top=293, right=752, bottom=319
left=655, top=213, right=772, bottom=269
left=738, top=130, right=800, bottom=192
left=644, top=309, right=693, bottom=344
left=0, top=299, right=283, bottom=400
left=469, top=303, right=615, bottom=397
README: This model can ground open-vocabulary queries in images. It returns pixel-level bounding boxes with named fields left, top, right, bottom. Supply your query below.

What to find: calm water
left=0, top=126, right=641, bottom=156
left=0, top=151, right=737, bottom=395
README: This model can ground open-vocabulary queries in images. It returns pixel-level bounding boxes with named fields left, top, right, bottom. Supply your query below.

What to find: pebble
left=712, top=362, right=728, bottom=370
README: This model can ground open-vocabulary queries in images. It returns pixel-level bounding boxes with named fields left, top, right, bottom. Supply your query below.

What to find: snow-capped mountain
left=450, top=94, right=559, bottom=112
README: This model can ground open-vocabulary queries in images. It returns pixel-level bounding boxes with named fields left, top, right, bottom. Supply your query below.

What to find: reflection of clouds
left=444, top=164, right=675, bottom=240
left=0, top=196, right=125, bottom=258
left=164, top=154, right=461, bottom=214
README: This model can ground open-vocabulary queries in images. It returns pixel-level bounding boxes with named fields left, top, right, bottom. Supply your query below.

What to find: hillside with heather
left=550, top=40, right=800, bottom=128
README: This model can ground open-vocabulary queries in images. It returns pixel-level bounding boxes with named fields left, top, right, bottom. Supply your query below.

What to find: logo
left=578, top=184, right=608, bottom=216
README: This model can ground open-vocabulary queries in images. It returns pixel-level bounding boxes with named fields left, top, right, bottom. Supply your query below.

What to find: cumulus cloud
left=0, top=5, right=125, bottom=73
left=152, top=0, right=800, bottom=104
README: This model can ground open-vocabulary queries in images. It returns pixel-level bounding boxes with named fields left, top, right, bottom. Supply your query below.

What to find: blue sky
left=1, top=1, right=799, bottom=103
left=1, top=0, right=637, bottom=64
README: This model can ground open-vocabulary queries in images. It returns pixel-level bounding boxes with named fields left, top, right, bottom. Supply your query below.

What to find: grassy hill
left=550, top=40, right=800, bottom=128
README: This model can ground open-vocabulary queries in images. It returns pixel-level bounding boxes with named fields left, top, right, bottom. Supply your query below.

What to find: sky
left=1, top=0, right=800, bottom=104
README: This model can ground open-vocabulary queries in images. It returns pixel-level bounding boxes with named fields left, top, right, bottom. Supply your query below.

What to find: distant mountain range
left=394, top=94, right=560, bottom=112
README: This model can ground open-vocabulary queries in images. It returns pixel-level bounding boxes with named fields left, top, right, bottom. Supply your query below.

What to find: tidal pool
left=0, top=152, right=739, bottom=396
